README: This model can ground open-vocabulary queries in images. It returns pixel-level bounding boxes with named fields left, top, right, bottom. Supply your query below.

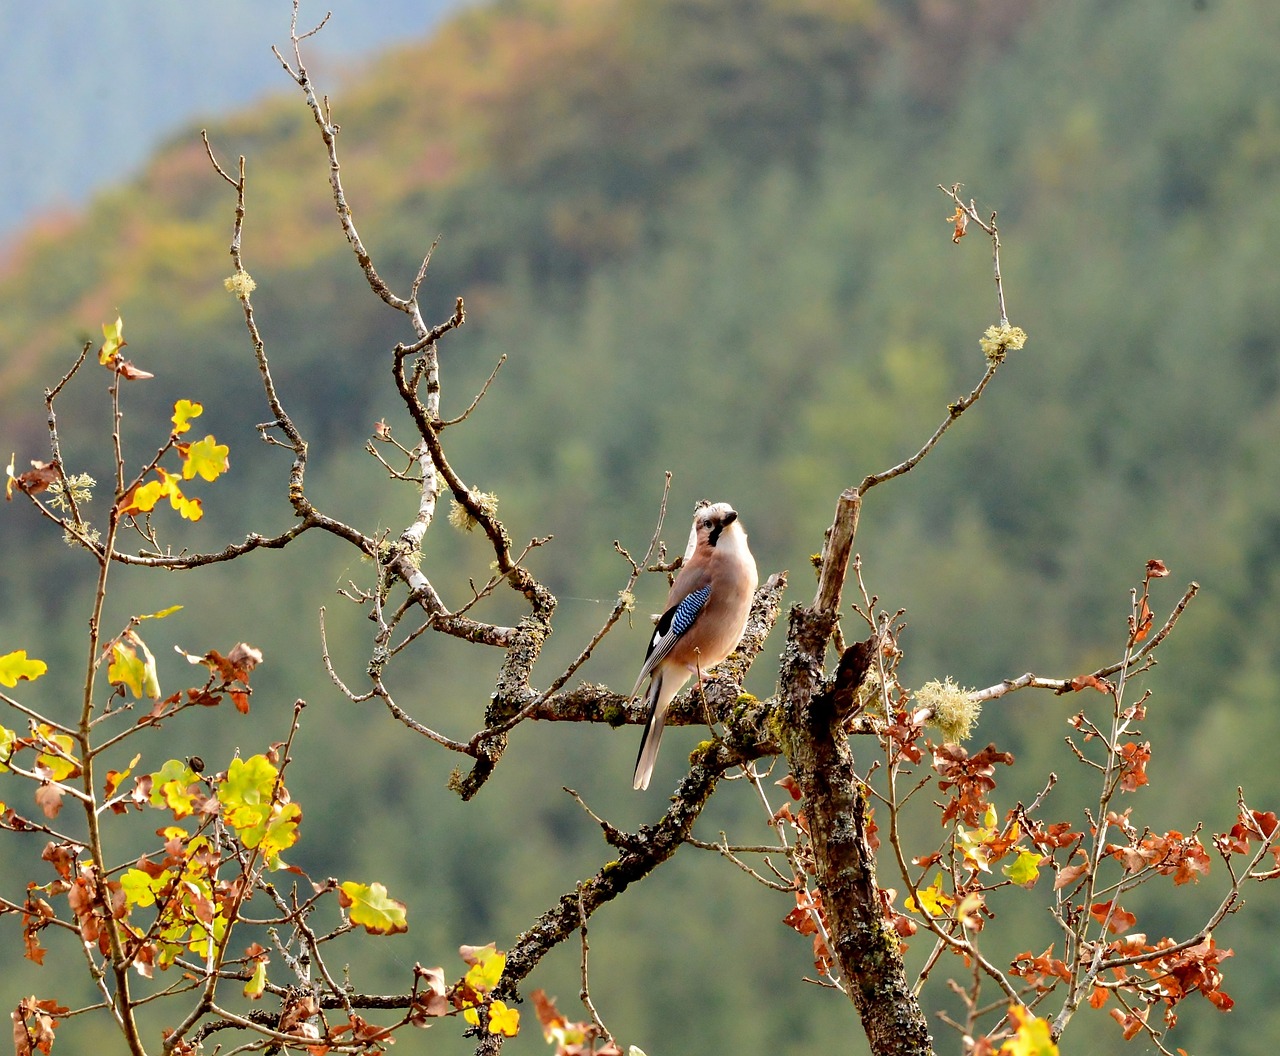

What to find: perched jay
left=631, top=502, right=758, bottom=790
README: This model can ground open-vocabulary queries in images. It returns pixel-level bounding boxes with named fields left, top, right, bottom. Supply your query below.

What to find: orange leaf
left=530, top=989, right=567, bottom=1036
left=1090, top=900, right=1138, bottom=933
left=1118, top=742, right=1151, bottom=792
left=1132, top=596, right=1154, bottom=643
left=1110, top=1007, right=1145, bottom=1040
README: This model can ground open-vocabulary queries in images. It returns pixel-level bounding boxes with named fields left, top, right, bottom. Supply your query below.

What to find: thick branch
left=777, top=484, right=932, bottom=1056
left=780, top=624, right=933, bottom=1055
left=473, top=757, right=728, bottom=1055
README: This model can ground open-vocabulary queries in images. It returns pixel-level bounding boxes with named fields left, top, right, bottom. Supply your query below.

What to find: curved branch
left=473, top=755, right=731, bottom=1055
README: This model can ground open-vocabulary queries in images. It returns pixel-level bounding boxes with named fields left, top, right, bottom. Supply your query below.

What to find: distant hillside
left=0, top=0, right=470, bottom=240
left=3, top=0, right=1280, bottom=1052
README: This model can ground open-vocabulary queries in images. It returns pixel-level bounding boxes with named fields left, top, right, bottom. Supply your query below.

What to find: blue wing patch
left=631, top=584, right=713, bottom=697
left=669, top=585, right=710, bottom=638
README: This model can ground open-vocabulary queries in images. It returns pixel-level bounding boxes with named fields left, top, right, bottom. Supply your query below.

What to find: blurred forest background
left=2, top=0, right=1279, bottom=1053
left=0, top=0, right=469, bottom=239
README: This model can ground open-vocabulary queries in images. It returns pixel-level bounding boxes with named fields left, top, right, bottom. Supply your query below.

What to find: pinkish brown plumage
left=631, top=502, right=758, bottom=790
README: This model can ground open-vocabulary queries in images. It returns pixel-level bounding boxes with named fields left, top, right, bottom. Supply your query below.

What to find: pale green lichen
left=47, top=472, right=95, bottom=511
left=979, top=323, right=1028, bottom=362
left=223, top=271, right=257, bottom=299
left=62, top=523, right=101, bottom=550
left=916, top=677, right=980, bottom=743
left=448, top=491, right=498, bottom=532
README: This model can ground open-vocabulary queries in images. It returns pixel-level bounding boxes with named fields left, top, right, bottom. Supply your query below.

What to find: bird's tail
left=632, top=675, right=667, bottom=791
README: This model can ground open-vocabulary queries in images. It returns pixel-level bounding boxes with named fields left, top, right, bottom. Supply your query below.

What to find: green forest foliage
left=3, top=0, right=1280, bottom=1051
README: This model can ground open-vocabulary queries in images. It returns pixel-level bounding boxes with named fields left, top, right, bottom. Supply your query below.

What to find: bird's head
left=694, top=501, right=743, bottom=549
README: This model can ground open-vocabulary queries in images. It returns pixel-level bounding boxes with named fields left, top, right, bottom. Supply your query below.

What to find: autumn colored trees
left=4, top=7, right=1279, bottom=1056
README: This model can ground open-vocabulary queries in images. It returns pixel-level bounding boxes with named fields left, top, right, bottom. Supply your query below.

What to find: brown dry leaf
left=1070, top=673, right=1113, bottom=693
left=1054, top=862, right=1088, bottom=890
left=113, top=359, right=155, bottom=381
left=1090, top=899, right=1138, bottom=933
left=40, top=843, right=76, bottom=880
left=9, top=460, right=61, bottom=499
left=775, top=773, right=803, bottom=800
left=226, top=641, right=264, bottom=675
left=1010, top=945, right=1071, bottom=991
left=279, top=994, right=321, bottom=1035
left=530, top=989, right=567, bottom=1038
left=33, top=784, right=65, bottom=820
left=947, top=204, right=969, bottom=243
left=782, top=889, right=822, bottom=937
left=409, top=966, right=449, bottom=1024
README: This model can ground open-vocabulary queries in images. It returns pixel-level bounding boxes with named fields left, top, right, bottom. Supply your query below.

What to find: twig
left=576, top=882, right=614, bottom=1046
left=966, top=582, right=1199, bottom=705
left=439, top=354, right=506, bottom=427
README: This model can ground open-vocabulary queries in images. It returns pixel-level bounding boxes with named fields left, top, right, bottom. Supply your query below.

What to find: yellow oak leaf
left=181, top=435, right=229, bottom=482
left=339, top=881, right=409, bottom=935
left=0, top=649, right=47, bottom=687
left=1000, top=1005, right=1059, bottom=1056
left=171, top=399, right=203, bottom=436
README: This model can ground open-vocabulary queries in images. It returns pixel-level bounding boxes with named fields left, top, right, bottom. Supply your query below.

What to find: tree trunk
left=779, top=489, right=933, bottom=1056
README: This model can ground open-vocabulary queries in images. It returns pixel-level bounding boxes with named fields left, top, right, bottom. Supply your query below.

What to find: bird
left=631, top=501, right=758, bottom=790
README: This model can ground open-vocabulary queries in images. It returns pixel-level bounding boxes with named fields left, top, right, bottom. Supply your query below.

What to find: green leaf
left=488, top=1000, right=519, bottom=1037
left=148, top=759, right=201, bottom=817
left=243, top=801, right=301, bottom=867
left=464, top=1000, right=520, bottom=1037
left=1001, top=1006, right=1060, bottom=1055
left=121, top=471, right=203, bottom=522
left=121, top=867, right=172, bottom=909
left=185, top=917, right=227, bottom=959
left=36, top=725, right=80, bottom=781
left=218, top=755, right=299, bottom=865
left=1003, top=849, right=1045, bottom=887
left=219, top=754, right=278, bottom=815
left=462, top=945, right=505, bottom=993
left=244, top=957, right=268, bottom=999
left=99, top=315, right=126, bottom=364
left=155, top=468, right=203, bottom=521
left=120, top=478, right=166, bottom=515
left=339, top=880, right=409, bottom=935
left=109, top=634, right=160, bottom=699
left=0, top=649, right=48, bottom=688
left=0, top=725, right=15, bottom=772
